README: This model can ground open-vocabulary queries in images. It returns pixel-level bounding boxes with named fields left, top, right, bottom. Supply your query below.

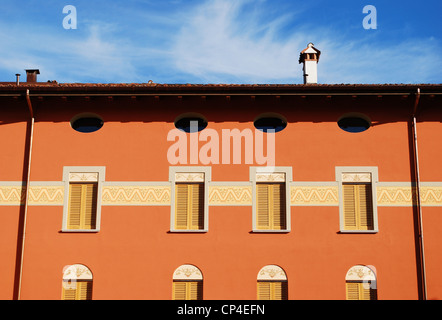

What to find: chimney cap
left=25, top=69, right=40, bottom=74
left=299, top=43, right=321, bottom=63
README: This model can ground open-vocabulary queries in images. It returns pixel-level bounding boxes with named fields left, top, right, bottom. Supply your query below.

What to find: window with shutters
left=172, top=264, right=203, bottom=300
left=251, top=167, right=291, bottom=232
left=256, top=182, right=286, bottom=230
left=67, top=183, right=98, bottom=230
left=345, top=265, right=377, bottom=300
left=170, top=167, right=210, bottom=232
left=175, top=183, right=204, bottom=230
left=172, top=281, right=203, bottom=300
left=62, top=264, right=93, bottom=300
left=62, top=167, right=105, bottom=232
left=257, top=281, right=288, bottom=300
left=336, top=167, right=378, bottom=233
left=257, top=265, right=288, bottom=300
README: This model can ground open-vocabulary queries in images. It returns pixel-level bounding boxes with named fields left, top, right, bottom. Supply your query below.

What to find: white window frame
left=62, top=166, right=105, bottom=232
left=169, top=166, right=211, bottom=232
left=250, top=166, right=292, bottom=232
left=336, top=166, right=379, bottom=233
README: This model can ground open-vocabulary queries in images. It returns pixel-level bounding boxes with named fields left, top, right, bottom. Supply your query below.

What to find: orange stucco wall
left=1, top=94, right=441, bottom=300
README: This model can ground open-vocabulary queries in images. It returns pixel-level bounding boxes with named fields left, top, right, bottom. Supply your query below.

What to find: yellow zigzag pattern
left=209, top=186, right=252, bottom=205
left=377, top=186, right=442, bottom=206
left=0, top=186, right=64, bottom=205
left=1, top=185, right=442, bottom=206
left=102, top=186, right=171, bottom=205
left=291, top=187, right=339, bottom=205
left=377, top=187, right=416, bottom=206
left=421, top=187, right=442, bottom=205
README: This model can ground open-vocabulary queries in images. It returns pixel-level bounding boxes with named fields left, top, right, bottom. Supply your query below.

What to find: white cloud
left=171, top=0, right=305, bottom=83
left=170, top=0, right=442, bottom=84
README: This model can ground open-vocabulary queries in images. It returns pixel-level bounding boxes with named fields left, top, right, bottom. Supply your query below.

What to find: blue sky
left=0, top=0, right=440, bottom=84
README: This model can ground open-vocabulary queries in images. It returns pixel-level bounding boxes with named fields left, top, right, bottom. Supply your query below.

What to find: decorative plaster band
left=291, top=186, right=339, bottom=206
left=377, top=186, right=416, bottom=206
left=420, top=186, right=442, bottom=206
left=0, top=185, right=64, bottom=205
left=208, top=185, right=252, bottom=205
left=1, top=183, right=442, bottom=207
left=101, top=186, right=171, bottom=205
left=0, top=186, right=25, bottom=205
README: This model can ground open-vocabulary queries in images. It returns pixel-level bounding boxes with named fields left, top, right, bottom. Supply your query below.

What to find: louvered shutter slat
left=77, top=281, right=93, bottom=300
left=272, top=183, right=286, bottom=230
left=346, top=282, right=360, bottom=300
left=343, top=184, right=357, bottom=230
left=84, top=184, right=98, bottom=229
left=189, top=281, right=203, bottom=300
left=257, top=282, right=271, bottom=300
left=175, top=184, right=189, bottom=229
left=256, top=184, right=270, bottom=229
left=190, top=184, right=204, bottom=230
left=62, top=281, right=77, bottom=300
left=68, top=184, right=82, bottom=229
left=173, top=282, right=187, bottom=300
left=358, top=184, right=374, bottom=230
left=274, top=281, right=288, bottom=300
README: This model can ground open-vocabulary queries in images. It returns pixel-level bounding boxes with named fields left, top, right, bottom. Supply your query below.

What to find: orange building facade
left=0, top=75, right=441, bottom=300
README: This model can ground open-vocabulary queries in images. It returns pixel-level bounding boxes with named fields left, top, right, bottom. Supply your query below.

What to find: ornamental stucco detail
left=173, top=264, right=203, bottom=280
left=257, top=265, right=287, bottom=281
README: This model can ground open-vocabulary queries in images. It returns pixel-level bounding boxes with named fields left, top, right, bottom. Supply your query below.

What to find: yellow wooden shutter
left=257, top=184, right=270, bottom=229
left=257, top=282, right=271, bottom=300
left=257, top=281, right=288, bottom=300
left=173, top=282, right=187, bottom=300
left=346, top=282, right=377, bottom=300
left=272, top=281, right=288, bottom=300
left=175, top=183, right=204, bottom=230
left=62, top=281, right=77, bottom=300
left=257, top=183, right=285, bottom=230
left=68, top=183, right=97, bottom=230
left=77, top=281, right=93, bottom=300
left=358, top=184, right=374, bottom=230
left=173, top=281, right=202, bottom=300
left=175, top=184, right=189, bottom=229
left=272, top=183, right=286, bottom=230
left=343, top=183, right=373, bottom=230
left=343, top=184, right=357, bottom=230
left=84, top=184, right=98, bottom=229
left=62, top=280, right=92, bottom=300
left=68, top=184, right=83, bottom=229
left=190, top=184, right=204, bottom=230
left=346, top=282, right=360, bottom=300
left=189, top=281, right=203, bottom=300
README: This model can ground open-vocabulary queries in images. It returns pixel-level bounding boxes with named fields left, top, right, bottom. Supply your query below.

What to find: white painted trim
left=169, top=166, right=211, bottom=232
left=61, top=166, right=106, bottom=232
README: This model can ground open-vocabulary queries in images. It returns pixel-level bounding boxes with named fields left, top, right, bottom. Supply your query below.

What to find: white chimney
left=299, top=43, right=321, bottom=84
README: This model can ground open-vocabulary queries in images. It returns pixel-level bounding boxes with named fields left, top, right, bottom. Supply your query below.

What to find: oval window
left=254, top=115, right=287, bottom=133
left=71, top=114, right=103, bottom=133
left=175, top=115, right=207, bottom=133
left=338, top=115, right=370, bottom=133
